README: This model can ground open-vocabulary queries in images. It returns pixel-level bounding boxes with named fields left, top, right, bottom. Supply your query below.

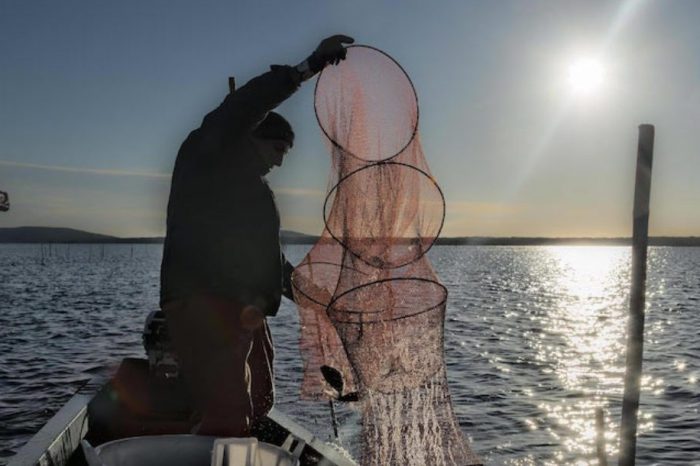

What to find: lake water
left=1, top=244, right=698, bottom=465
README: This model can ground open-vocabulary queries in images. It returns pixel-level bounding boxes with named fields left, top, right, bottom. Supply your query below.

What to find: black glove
left=282, top=259, right=295, bottom=301
left=308, top=34, right=355, bottom=73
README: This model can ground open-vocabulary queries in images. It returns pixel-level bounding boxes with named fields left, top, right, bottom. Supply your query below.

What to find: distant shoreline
left=1, top=226, right=699, bottom=247
left=433, top=236, right=700, bottom=246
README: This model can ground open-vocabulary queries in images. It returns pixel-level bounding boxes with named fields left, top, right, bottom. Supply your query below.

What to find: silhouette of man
left=160, top=35, right=354, bottom=436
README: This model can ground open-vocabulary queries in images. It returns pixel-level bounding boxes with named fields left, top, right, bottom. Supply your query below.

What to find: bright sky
left=1, top=0, right=699, bottom=238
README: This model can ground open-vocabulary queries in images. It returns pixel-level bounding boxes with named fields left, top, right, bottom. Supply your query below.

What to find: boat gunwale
left=8, top=378, right=102, bottom=466
left=7, top=372, right=358, bottom=466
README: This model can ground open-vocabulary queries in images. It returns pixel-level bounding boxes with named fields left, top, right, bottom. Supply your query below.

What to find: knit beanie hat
left=252, top=111, right=294, bottom=146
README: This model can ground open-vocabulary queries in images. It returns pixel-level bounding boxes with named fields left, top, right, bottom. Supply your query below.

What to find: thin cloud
left=447, top=200, right=524, bottom=215
left=0, top=159, right=171, bottom=179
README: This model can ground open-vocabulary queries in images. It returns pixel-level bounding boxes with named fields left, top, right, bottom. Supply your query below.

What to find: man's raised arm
left=199, top=35, right=354, bottom=147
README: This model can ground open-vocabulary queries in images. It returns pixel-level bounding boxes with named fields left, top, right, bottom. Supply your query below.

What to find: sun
left=567, top=58, right=605, bottom=95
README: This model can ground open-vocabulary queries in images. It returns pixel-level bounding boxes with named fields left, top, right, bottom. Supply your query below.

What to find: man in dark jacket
left=161, top=35, right=353, bottom=436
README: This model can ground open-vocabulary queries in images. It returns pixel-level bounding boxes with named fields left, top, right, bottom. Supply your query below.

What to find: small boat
left=8, top=312, right=357, bottom=466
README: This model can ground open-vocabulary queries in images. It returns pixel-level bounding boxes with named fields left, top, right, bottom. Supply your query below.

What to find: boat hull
left=8, top=358, right=356, bottom=466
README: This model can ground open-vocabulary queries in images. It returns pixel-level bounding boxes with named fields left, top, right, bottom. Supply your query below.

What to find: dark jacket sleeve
left=198, top=65, right=301, bottom=153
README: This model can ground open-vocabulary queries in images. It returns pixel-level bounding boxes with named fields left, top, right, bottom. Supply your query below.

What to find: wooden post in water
left=596, top=408, right=608, bottom=466
left=619, top=124, right=654, bottom=466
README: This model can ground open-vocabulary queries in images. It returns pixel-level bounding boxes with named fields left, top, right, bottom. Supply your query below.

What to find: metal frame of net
left=292, top=45, right=481, bottom=465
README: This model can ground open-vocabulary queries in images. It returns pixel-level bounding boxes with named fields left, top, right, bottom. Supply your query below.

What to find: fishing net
left=292, top=46, right=481, bottom=465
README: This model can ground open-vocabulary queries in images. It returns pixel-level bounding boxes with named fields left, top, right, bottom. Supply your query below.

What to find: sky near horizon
left=1, top=0, right=699, bottom=238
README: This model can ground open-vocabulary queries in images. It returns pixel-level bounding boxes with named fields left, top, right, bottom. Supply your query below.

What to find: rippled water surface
left=1, top=244, right=698, bottom=465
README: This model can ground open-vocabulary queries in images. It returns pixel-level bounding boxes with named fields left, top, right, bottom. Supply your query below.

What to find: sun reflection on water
left=522, top=246, right=661, bottom=464
left=543, top=247, right=627, bottom=389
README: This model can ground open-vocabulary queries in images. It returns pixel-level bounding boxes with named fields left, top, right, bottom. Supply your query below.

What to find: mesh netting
left=292, top=46, right=481, bottom=465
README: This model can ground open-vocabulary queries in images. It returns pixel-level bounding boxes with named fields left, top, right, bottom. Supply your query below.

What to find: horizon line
left=1, top=226, right=698, bottom=241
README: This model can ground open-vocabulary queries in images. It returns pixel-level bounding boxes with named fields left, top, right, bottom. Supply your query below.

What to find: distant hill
left=280, top=230, right=317, bottom=244
left=0, top=226, right=698, bottom=246
left=0, top=227, right=120, bottom=243
left=0, top=226, right=315, bottom=244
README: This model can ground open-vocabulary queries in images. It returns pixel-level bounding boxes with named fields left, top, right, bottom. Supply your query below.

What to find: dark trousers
left=163, top=295, right=274, bottom=436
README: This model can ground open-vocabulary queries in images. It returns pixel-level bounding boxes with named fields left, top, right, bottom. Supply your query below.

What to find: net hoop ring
left=314, top=44, right=420, bottom=163
left=291, top=260, right=369, bottom=308
left=322, top=161, right=446, bottom=269
left=327, top=277, right=447, bottom=324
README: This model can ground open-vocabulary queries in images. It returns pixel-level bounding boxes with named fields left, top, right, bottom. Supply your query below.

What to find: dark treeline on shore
left=1, top=227, right=699, bottom=247
left=436, top=236, right=700, bottom=246
left=0, top=227, right=162, bottom=244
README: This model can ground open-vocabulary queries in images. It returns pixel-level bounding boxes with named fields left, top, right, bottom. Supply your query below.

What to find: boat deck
left=8, top=358, right=356, bottom=466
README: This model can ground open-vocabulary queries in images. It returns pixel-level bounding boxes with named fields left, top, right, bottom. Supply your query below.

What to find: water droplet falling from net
left=293, top=45, right=482, bottom=465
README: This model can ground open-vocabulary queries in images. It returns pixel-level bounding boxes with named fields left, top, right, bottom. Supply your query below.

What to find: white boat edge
left=8, top=383, right=94, bottom=466
left=7, top=374, right=358, bottom=466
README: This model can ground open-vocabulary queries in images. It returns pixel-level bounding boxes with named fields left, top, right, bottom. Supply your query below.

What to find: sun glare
left=567, top=58, right=605, bottom=95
